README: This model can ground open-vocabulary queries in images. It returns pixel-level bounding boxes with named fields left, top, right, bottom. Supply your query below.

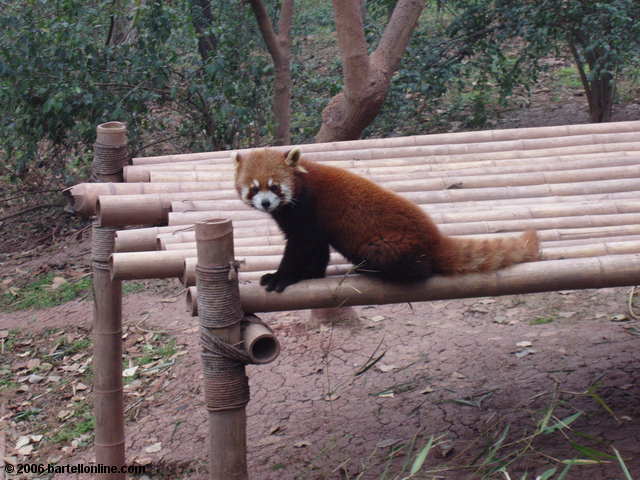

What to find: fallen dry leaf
left=145, top=442, right=162, bottom=454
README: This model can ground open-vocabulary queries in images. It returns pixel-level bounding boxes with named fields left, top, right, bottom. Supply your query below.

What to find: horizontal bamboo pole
left=157, top=231, right=283, bottom=250
left=237, top=253, right=640, bottom=313
left=143, top=152, right=640, bottom=184
left=168, top=198, right=640, bottom=229
left=68, top=183, right=232, bottom=217
left=167, top=209, right=640, bottom=237
left=80, top=162, right=640, bottom=220
left=114, top=225, right=193, bottom=252
left=162, top=200, right=640, bottom=247
left=112, top=229, right=640, bottom=283
left=168, top=189, right=640, bottom=219
left=165, top=232, right=640, bottom=256
left=184, top=238, right=640, bottom=285
left=163, top=179, right=640, bottom=228
left=148, top=164, right=640, bottom=196
left=111, top=249, right=197, bottom=280
left=132, top=142, right=640, bottom=177
left=141, top=208, right=640, bottom=254
left=182, top=258, right=353, bottom=286
left=130, top=121, right=640, bottom=165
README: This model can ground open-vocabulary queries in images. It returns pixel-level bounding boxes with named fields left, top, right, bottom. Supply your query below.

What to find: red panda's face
left=234, top=148, right=302, bottom=213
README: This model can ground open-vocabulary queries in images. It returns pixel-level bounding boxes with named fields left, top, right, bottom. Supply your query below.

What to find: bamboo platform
left=66, top=120, right=640, bottom=311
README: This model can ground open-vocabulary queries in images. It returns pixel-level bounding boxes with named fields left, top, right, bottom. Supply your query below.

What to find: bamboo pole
left=115, top=225, right=193, bottom=252
left=237, top=253, right=640, bottom=313
left=66, top=183, right=233, bottom=217
left=145, top=163, right=640, bottom=193
left=182, top=239, right=640, bottom=287
left=111, top=249, right=198, bottom=280
left=78, top=169, right=640, bottom=220
left=120, top=228, right=640, bottom=286
left=91, top=121, right=127, bottom=480
left=165, top=199, right=640, bottom=228
left=195, top=219, right=248, bottom=480
left=130, top=120, right=640, bottom=165
left=111, top=192, right=639, bottom=253
left=143, top=152, right=640, bottom=184
left=165, top=209, right=640, bottom=238
left=167, top=223, right=640, bottom=254
left=127, top=141, right=640, bottom=174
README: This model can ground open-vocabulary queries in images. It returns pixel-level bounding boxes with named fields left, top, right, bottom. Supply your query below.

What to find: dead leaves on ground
left=1, top=323, right=185, bottom=464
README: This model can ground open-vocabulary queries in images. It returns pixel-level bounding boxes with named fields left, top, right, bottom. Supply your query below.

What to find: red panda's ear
left=232, top=152, right=241, bottom=167
left=284, top=148, right=307, bottom=173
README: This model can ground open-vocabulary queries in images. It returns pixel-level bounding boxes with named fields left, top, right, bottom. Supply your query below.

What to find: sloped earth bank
left=1, top=284, right=639, bottom=479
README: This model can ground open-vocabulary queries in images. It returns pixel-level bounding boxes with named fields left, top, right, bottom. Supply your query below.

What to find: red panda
left=234, top=148, right=540, bottom=293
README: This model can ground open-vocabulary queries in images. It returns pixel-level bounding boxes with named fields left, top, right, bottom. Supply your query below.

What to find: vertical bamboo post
left=92, top=121, right=128, bottom=478
left=195, top=219, right=249, bottom=480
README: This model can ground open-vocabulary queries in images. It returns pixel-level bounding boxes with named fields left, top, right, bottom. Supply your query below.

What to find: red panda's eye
left=249, top=186, right=259, bottom=196
left=269, top=184, right=281, bottom=194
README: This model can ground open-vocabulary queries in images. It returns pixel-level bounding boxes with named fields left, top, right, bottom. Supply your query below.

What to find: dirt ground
left=1, top=89, right=639, bottom=479
left=1, top=279, right=639, bottom=479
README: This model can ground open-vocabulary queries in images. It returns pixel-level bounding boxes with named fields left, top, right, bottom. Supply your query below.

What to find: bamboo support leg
left=92, top=224, right=125, bottom=479
left=195, top=220, right=248, bottom=480
left=92, top=121, right=128, bottom=478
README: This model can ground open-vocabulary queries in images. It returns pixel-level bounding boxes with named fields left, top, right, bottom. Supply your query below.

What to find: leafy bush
left=0, top=0, right=272, bottom=187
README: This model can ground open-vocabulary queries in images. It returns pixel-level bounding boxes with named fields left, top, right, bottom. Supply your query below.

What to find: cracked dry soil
left=2, top=283, right=638, bottom=480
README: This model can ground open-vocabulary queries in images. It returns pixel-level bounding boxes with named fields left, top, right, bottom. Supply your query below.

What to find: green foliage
left=0, top=0, right=272, bottom=187
left=443, top=0, right=640, bottom=122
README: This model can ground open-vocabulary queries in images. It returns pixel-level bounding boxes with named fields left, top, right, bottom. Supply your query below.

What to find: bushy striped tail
left=436, top=230, right=539, bottom=274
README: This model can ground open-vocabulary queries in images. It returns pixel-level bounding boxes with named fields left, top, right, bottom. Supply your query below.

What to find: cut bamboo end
left=96, top=121, right=127, bottom=147
left=241, top=315, right=280, bottom=364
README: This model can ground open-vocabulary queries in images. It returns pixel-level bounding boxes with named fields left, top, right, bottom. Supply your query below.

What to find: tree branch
left=247, top=0, right=283, bottom=63
left=371, top=0, right=425, bottom=73
left=0, top=204, right=63, bottom=223
left=332, top=0, right=371, bottom=97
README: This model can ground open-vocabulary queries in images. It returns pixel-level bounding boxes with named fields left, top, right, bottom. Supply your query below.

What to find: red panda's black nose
left=261, top=199, right=271, bottom=210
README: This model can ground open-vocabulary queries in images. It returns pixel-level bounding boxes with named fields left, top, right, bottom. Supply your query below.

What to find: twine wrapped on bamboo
left=195, top=219, right=249, bottom=479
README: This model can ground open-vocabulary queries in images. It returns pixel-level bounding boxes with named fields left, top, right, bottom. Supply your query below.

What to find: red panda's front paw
left=260, top=272, right=298, bottom=293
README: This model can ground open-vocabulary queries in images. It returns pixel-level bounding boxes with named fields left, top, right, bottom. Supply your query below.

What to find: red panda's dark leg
left=261, top=233, right=330, bottom=292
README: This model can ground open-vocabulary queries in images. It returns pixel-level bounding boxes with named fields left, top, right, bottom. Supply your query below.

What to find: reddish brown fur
left=235, top=148, right=540, bottom=291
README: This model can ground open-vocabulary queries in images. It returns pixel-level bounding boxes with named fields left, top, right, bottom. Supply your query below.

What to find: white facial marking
left=280, top=184, right=292, bottom=204
left=268, top=178, right=273, bottom=187
left=252, top=191, right=280, bottom=213
left=252, top=179, right=259, bottom=188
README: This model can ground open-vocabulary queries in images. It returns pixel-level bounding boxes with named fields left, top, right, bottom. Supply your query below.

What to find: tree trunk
left=568, top=40, right=615, bottom=123
left=248, top=0, right=294, bottom=146
left=190, top=0, right=217, bottom=62
left=315, top=0, right=424, bottom=143
left=106, top=0, right=140, bottom=46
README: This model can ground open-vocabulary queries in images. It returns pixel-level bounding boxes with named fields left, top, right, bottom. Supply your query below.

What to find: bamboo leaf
left=536, top=467, right=557, bottom=480
left=542, top=412, right=582, bottom=434
left=409, top=436, right=434, bottom=476
left=612, top=447, right=633, bottom=480
left=570, top=442, right=616, bottom=460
